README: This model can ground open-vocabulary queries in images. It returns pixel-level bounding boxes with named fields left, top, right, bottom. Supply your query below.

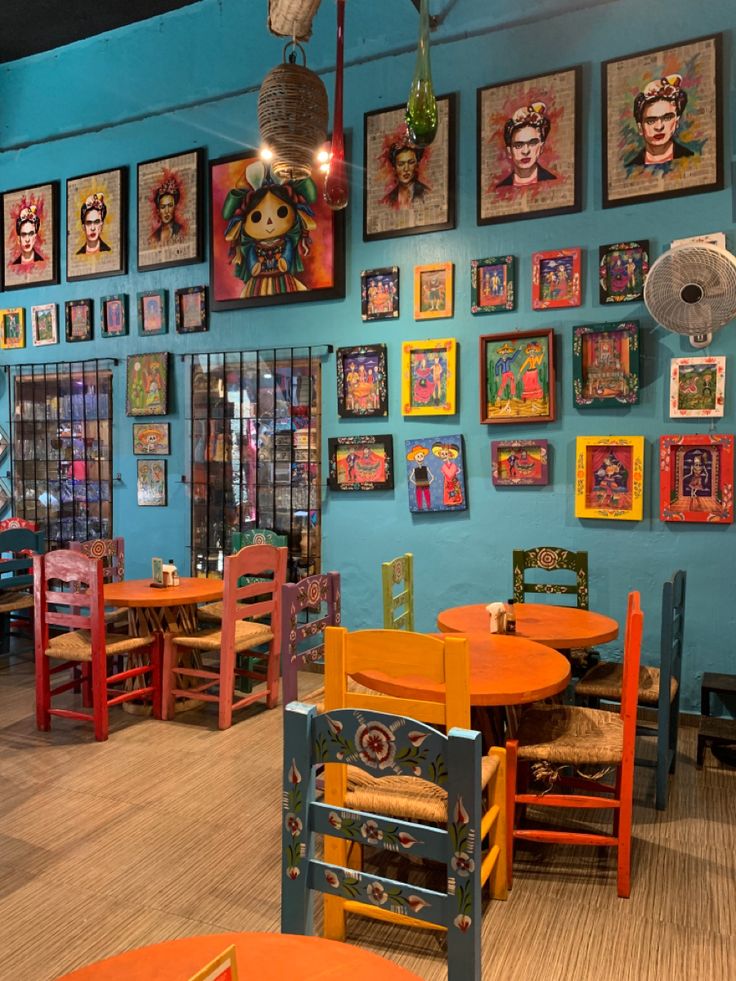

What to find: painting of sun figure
left=575, top=436, right=644, bottom=521
left=480, top=329, right=555, bottom=425
left=670, top=356, right=725, bottom=418
left=405, top=435, right=467, bottom=513
left=328, top=435, right=394, bottom=492
left=137, top=149, right=203, bottom=271
left=573, top=321, right=640, bottom=408
left=336, top=345, right=388, bottom=418
left=660, top=433, right=733, bottom=524
left=532, top=248, right=581, bottom=309
left=2, top=182, right=59, bottom=290
left=492, top=439, right=549, bottom=486
left=599, top=242, right=649, bottom=303
left=401, top=338, right=457, bottom=416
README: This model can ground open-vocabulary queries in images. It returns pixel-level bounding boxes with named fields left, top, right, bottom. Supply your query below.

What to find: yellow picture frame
left=0, top=307, right=25, bottom=350
left=186, top=943, right=239, bottom=981
left=401, top=337, right=457, bottom=416
left=413, top=261, right=454, bottom=319
left=575, top=435, right=644, bottom=521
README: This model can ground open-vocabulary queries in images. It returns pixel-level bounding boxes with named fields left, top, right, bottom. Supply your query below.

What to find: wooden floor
left=1, top=646, right=735, bottom=981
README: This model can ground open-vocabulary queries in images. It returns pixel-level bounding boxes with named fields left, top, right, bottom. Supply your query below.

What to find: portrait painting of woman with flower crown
left=2, top=182, right=59, bottom=291
left=67, top=167, right=126, bottom=281
left=137, top=149, right=203, bottom=271
left=477, top=67, right=581, bottom=225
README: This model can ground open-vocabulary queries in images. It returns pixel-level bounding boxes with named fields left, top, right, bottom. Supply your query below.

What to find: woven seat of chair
left=516, top=704, right=624, bottom=766
left=46, top=629, right=154, bottom=663
left=0, top=590, right=33, bottom=613
left=173, top=619, right=273, bottom=652
left=297, top=678, right=372, bottom=712
left=104, top=607, right=128, bottom=626
left=576, top=661, right=677, bottom=706
left=198, top=602, right=224, bottom=622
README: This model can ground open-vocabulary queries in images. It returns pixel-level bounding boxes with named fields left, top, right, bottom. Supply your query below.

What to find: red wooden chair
left=506, top=591, right=643, bottom=897
left=0, top=517, right=38, bottom=533
left=34, top=549, right=160, bottom=742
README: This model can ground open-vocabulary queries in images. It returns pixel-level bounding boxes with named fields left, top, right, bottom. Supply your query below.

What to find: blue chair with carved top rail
left=0, top=526, right=45, bottom=656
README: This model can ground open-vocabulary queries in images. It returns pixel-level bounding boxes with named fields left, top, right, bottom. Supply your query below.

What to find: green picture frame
left=137, top=289, right=168, bottom=336
left=470, top=255, right=515, bottom=315
left=100, top=293, right=128, bottom=337
left=573, top=320, right=640, bottom=408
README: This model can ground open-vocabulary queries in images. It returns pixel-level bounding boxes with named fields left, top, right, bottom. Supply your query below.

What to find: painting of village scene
left=492, top=439, right=549, bottom=486
left=573, top=321, right=639, bottom=408
left=660, top=433, right=733, bottom=523
left=328, top=435, right=393, bottom=492
left=405, top=435, right=467, bottom=513
left=336, top=345, right=388, bottom=417
left=670, top=356, right=725, bottom=417
left=480, top=329, right=555, bottom=424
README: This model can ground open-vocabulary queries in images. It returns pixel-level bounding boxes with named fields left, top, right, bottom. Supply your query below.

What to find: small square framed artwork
left=575, top=435, right=644, bottom=521
left=175, top=285, right=207, bottom=333
left=126, top=352, right=168, bottom=416
left=101, top=294, right=128, bottom=337
left=670, top=356, right=725, bottom=418
left=361, top=266, right=399, bottom=321
left=0, top=307, right=25, bottom=349
left=137, top=290, right=168, bottom=336
left=414, top=262, right=454, bottom=320
left=573, top=320, right=640, bottom=408
left=599, top=241, right=649, bottom=303
left=405, top=435, right=467, bottom=512
left=31, top=303, right=58, bottom=346
left=0, top=426, right=8, bottom=461
left=660, top=433, right=734, bottom=524
left=137, top=459, right=167, bottom=506
left=0, top=479, right=10, bottom=513
left=480, top=328, right=555, bottom=424
left=328, top=435, right=394, bottom=492
left=471, top=255, right=515, bottom=315
left=133, top=423, right=170, bottom=455
left=65, top=299, right=93, bottom=342
left=336, top=344, right=388, bottom=418
left=401, top=337, right=457, bottom=416
left=531, top=247, right=581, bottom=309
left=492, top=439, right=549, bottom=486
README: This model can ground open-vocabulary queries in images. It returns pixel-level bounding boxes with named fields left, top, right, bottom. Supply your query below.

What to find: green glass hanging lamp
left=406, top=0, right=438, bottom=147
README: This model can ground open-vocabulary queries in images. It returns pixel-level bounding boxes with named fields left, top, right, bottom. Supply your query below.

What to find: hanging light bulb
left=406, top=0, right=438, bottom=147
left=324, top=0, right=348, bottom=210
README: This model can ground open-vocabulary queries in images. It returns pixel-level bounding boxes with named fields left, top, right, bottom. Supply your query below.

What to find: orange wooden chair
left=506, top=591, right=643, bottom=897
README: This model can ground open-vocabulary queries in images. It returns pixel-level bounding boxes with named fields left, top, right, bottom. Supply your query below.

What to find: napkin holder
left=486, top=601, right=506, bottom=634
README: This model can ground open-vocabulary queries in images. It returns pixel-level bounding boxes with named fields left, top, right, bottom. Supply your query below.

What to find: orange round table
left=56, top=931, right=424, bottom=981
left=437, top=603, right=618, bottom=650
left=104, top=577, right=223, bottom=635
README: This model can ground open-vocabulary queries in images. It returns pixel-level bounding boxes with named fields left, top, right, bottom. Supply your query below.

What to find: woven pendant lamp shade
left=268, top=0, right=322, bottom=41
left=258, top=43, right=328, bottom=181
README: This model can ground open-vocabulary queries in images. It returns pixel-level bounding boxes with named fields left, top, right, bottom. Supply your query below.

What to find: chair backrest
left=33, top=550, right=105, bottom=654
left=232, top=528, right=288, bottom=550
left=619, top=591, right=644, bottom=743
left=0, top=527, right=45, bottom=590
left=512, top=546, right=589, bottom=609
left=0, top=517, right=38, bottom=533
left=658, top=570, right=686, bottom=715
left=281, top=702, right=482, bottom=981
left=280, top=572, right=341, bottom=707
left=381, top=552, right=414, bottom=630
left=69, top=537, right=125, bottom=583
left=221, top=544, right=288, bottom=648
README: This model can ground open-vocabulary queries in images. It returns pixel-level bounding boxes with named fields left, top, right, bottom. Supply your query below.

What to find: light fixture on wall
left=406, top=0, right=438, bottom=147
left=323, top=0, right=348, bottom=210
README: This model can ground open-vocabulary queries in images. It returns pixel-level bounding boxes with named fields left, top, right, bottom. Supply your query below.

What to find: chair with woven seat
left=0, top=526, right=45, bottom=656
left=198, top=529, right=288, bottom=625
left=575, top=571, right=685, bottom=810
left=381, top=552, right=414, bottom=630
left=162, top=543, right=287, bottom=728
left=34, top=549, right=160, bottom=741
left=282, top=701, right=483, bottom=981
left=506, top=591, right=643, bottom=897
left=280, top=571, right=340, bottom=708
left=69, top=537, right=127, bottom=628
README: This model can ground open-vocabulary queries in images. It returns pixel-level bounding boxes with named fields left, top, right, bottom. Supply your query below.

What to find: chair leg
left=0, top=613, right=10, bottom=656
left=266, top=638, right=280, bottom=709
left=218, top=639, right=235, bottom=730
left=487, top=746, right=508, bottom=901
left=616, top=763, right=633, bottom=898
left=35, top=652, right=51, bottom=732
left=150, top=635, right=162, bottom=721
left=160, top=634, right=175, bottom=721
left=505, top=739, right=518, bottom=891
left=93, top=658, right=109, bottom=742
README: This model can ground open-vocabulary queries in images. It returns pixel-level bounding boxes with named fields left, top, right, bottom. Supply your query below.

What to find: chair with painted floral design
left=280, top=571, right=340, bottom=708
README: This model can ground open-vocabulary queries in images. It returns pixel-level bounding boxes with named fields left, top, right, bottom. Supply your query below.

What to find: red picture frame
left=659, top=433, right=734, bottom=524
left=531, top=247, right=582, bottom=309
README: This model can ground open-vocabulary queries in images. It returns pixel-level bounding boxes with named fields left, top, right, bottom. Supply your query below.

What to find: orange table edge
left=437, top=602, right=619, bottom=649
left=104, top=576, right=223, bottom=607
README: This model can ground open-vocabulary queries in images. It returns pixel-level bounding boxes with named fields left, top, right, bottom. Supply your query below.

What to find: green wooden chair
left=512, top=546, right=589, bottom=609
left=381, top=552, right=414, bottom=630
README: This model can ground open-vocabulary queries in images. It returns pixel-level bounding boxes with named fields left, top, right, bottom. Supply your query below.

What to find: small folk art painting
left=602, top=34, right=723, bottom=208
left=328, top=435, right=394, bottom=492
left=133, top=423, right=170, bottom=456
left=101, top=294, right=128, bottom=337
left=0, top=480, right=9, bottom=514
left=137, top=148, right=203, bottom=271
left=471, top=255, right=515, bottom=315
left=336, top=345, right=388, bottom=418
left=492, top=439, right=549, bottom=486
left=126, top=352, right=168, bottom=417
left=0, top=308, right=25, bottom=350
left=659, top=433, right=733, bottom=524
left=176, top=286, right=208, bottom=333
left=573, top=321, right=640, bottom=408
left=405, top=435, right=467, bottom=513
left=599, top=241, right=649, bottom=303
left=670, top=356, right=725, bottom=418
left=65, top=300, right=93, bottom=342
left=532, top=248, right=581, bottom=309
left=31, top=303, right=58, bottom=346
left=187, top=943, right=239, bottom=981
left=414, top=262, right=454, bottom=320
left=1, top=181, right=59, bottom=290
left=138, top=290, right=168, bottom=335
left=66, top=167, right=126, bottom=281
left=401, top=338, right=457, bottom=416
left=137, top=459, right=167, bottom=507
left=575, top=435, right=644, bottom=521
left=480, top=329, right=555, bottom=424
left=361, top=266, right=399, bottom=321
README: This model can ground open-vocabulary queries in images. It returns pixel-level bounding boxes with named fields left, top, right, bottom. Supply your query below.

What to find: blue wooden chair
left=281, top=702, right=482, bottom=981
left=280, top=571, right=340, bottom=707
left=0, top=526, right=45, bottom=656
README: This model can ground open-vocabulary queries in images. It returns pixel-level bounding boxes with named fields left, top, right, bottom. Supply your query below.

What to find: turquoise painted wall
left=0, top=0, right=734, bottom=713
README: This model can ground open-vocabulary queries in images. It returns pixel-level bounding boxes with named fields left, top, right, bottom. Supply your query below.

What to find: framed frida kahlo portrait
left=66, top=167, right=127, bottom=282
left=602, top=34, right=723, bottom=208
left=361, top=267, right=399, bottom=321
left=480, top=329, right=555, bottom=425
left=599, top=241, right=649, bottom=303
left=126, top=352, right=168, bottom=417
left=363, top=93, right=456, bottom=242
left=414, top=262, right=453, bottom=320
left=471, top=255, right=515, bottom=315
left=492, top=439, right=549, bottom=487
left=670, top=356, right=725, bottom=418
left=2, top=181, right=59, bottom=291
left=137, top=148, right=204, bottom=272
left=31, top=303, right=58, bottom=346
left=660, top=433, right=733, bottom=524
left=575, top=435, right=644, bottom=521
left=532, top=248, right=581, bottom=309
left=209, top=151, right=345, bottom=311
left=0, top=307, right=25, bottom=350
left=405, top=435, right=467, bottom=513
left=336, top=344, right=388, bottom=418
left=328, top=435, right=394, bottom=492
left=477, top=65, right=582, bottom=225
left=573, top=320, right=640, bottom=409
left=401, top=338, right=457, bottom=416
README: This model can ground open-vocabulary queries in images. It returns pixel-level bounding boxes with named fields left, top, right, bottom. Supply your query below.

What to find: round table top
left=56, top=931, right=423, bottom=981
left=355, top=631, right=571, bottom=707
left=104, top=576, right=223, bottom=608
left=437, top=602, right=619, bottom=649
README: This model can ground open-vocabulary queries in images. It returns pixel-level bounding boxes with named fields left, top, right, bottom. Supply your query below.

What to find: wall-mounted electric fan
left=643, top=244, right=736, bottom=348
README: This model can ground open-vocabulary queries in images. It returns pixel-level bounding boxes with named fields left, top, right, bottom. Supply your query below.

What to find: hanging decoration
left=406, top=0, right=438, bottom=147
left=267, top=0, right=322, bottom=41
left=323, top=0, right=348, bottom=210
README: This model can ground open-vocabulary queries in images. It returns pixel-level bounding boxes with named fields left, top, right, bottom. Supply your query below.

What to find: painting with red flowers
left=477, top=66, right=581, bottom=225
left=1, top=181, right=59, bottom=291
left=209, top=151, right=345, bottom=311
left=363, top=94, right=456, bottom=242
left=137, top=149, right=203, bottom=272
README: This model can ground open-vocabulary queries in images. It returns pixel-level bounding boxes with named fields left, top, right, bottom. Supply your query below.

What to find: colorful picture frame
left=188, top=944, right=239, bottom=981
left=126, top=352, right=168, bottom=417
left=477, top=65, right=582, bottom=225
left=336, top=344, right=388, bottom=418
left=133, top=423, right=170, bottom=456
left=209, top=150, right=345, bottom=310
left=660, top=433, right=734, bottom=524
left=65, top=299, right=93, bottom=342
left=480, top=328, right=555, bottom=425
left=363, top=93, right=456, bottom=242
left=575, top=435, right=644, bottom=521
left=573, top=320, right=640, bottom=408
left=328, top=435, right=394, bottom=492
left=492, top=439, right=549, bottom=486
left=1, top=181, right=59, bottom=291
left=137, top=148, right=204, bottom=272
left=405, top=435, right=467, bottom=513
left=137, top=459, right=167, bottom=507
left=137, top=290, right=168, bottom=336
left=602, top=34, right=723, bottom=209
left=401, top=337, right=457, bottom=416
left=361, top=267, right=399, bottom=321
left=0, top=307, right=25, bottom=350
left=0, top=426, right=8, bottom=462
left=670, top=356, right=725, bottom=418
left=175, top=285, right=208, bottom=333
left=414, top=262, right=454, bottom=320
left=0, top=479, right=10, bottom=514
left=66, top=167, right=127, bottom=282
left=100, top=294, right=128, bottom=337
left=471, top=255, right=515, bottom=315
left=599, top=241, right=649, bottom=303
left=532, top=248, right=581, bottom=309
left=31, top=303, right=58, bottom=346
